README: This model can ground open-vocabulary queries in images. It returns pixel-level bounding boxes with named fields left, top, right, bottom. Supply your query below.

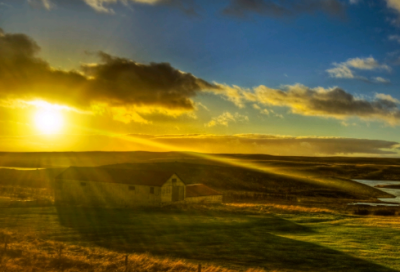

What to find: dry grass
left=0, top=185, right=53, bottom=202
left=226, top=203, right=334, bottom=214
left=1, top=206, right=399, bottom=272
left=0, top=229, right=269, bottom=272
left=166, top=202, right=335, bottom=215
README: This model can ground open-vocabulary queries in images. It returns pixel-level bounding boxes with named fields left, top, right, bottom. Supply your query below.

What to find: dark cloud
left=255, top=85, right=400, bottom=123
left=222, top=0, right=345, bottom=18
left=0, top=29, right=218, bottom=113
left=214, top=83, right=400, bottom=124
left=125, top=134, right=400, bottom=155
left=0, top=28, right=86, bottom=106
left=82, top=52, right=217, bottom=110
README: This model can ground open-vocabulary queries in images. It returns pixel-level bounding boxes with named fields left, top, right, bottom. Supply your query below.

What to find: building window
left=150, top=187, right=154, bottom=194
left=80, top=182, right=86, bottom=186
left=172, top=178, right=177, bottom=184
left=129, top=186, right=135, bottom=191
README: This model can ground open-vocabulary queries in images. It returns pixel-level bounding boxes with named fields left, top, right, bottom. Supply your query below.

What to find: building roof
left=56, top=167, right=177, bottom=187
left=185, top=184, right=222, bottom=197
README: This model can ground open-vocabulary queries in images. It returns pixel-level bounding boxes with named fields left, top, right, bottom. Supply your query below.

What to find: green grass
left=0, top=206, right=399, bottom=271
left=278, top=213, right=400, bottom=270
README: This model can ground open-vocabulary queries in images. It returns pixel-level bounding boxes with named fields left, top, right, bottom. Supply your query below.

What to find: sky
left=1, top=0, right=400, bottom=156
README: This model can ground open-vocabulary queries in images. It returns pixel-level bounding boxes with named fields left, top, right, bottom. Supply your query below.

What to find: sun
left=34, top=108, right=64, bottom=134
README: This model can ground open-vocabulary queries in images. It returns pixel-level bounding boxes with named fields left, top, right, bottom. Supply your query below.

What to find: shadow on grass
left=55, top=206, right=397, bottom=272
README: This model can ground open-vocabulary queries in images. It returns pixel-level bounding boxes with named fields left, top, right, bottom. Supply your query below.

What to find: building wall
left=161, top=174, right=185, bottom=203
left=54, top=179, right=162, bottom=207
left=185, top=195, right=223, bottom=204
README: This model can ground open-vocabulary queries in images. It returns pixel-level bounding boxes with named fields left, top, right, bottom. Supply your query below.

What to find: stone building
left=54, top=167, right=222, bottom=207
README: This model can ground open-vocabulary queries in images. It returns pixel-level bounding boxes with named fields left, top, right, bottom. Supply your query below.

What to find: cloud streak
left=222, top=0, right=345, bottom=18
left=389, top=34, right=400, bottom=43
left=124, top=134, right=400, bottom=155
left=205, top=112, right=249, bottom=127
left=26, top=0, right=347, bottom=18
left=29, top=0, right=197, bottom=14
left=373, top=77, right=391, bottom=84
left=2, top=132, right=398, bottom=155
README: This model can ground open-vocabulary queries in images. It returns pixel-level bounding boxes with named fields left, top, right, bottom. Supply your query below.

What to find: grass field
left=1, top=205, right=400, bottom=271
left=1, top=152, right=400, bottom=271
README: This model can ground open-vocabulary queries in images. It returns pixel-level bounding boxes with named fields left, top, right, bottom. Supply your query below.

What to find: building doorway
left=172, top=186, right=183, bottom=202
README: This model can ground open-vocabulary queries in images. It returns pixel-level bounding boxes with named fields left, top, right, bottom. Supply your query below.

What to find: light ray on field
left=71, top=125, right=387, bottom=198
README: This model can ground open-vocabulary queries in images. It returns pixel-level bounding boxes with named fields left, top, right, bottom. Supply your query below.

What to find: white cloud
left=205, top=112, right=249, bottom=127
left=326, top=63, right=357, bottom=79
left=82, top=0, right=161, bottom=13
left=82, top=0, right=118, bottom=13
left=375, top=93, right=399, bottom=103
left=386, top=0, right=400, bottom=13
left=252, top=104, right=283, bottom=117
left=373, top=77, right=391, bottom=84
left=389, top=34, right=400, bottom=43
left=28, top=0, right=53, bottom=9
left=385, top=0, right=400, bottom=26
left=346, top=57, right=391, bottom=71
left=212, top=84, right=248, bottom=108
left=326, top=57, right=391, bottom=81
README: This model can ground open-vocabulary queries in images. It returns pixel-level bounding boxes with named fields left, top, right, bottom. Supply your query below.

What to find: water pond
left=351, top=179, right=400, bottom=206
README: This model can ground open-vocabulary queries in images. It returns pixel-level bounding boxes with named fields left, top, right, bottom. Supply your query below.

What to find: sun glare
left=34, top=108, right=64, bottom=134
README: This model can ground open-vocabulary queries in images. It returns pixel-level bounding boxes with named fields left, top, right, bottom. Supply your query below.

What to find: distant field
left=0, top=161, right=394, bottom=205
left=0, top=151, right=398, bottom=202
left=0, top=205, right=399, bottom=272
left=0, top=151, right=399, bottom=168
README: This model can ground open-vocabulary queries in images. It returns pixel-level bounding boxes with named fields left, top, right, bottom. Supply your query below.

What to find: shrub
left=373, top=209, right=396, bottom=216
left=353, top=209, right=370, bottom=215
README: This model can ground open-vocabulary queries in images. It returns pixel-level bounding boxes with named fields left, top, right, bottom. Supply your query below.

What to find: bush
left=373, top=209, right=396, bottom=216
left=353, top=209, right=370, bottom=215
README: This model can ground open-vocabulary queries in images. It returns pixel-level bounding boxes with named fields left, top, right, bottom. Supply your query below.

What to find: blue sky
left=1, top=0, right=400, bottom=155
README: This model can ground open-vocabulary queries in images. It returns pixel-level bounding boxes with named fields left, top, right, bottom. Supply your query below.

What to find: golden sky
left=1, top=1, right=400, bottom=156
